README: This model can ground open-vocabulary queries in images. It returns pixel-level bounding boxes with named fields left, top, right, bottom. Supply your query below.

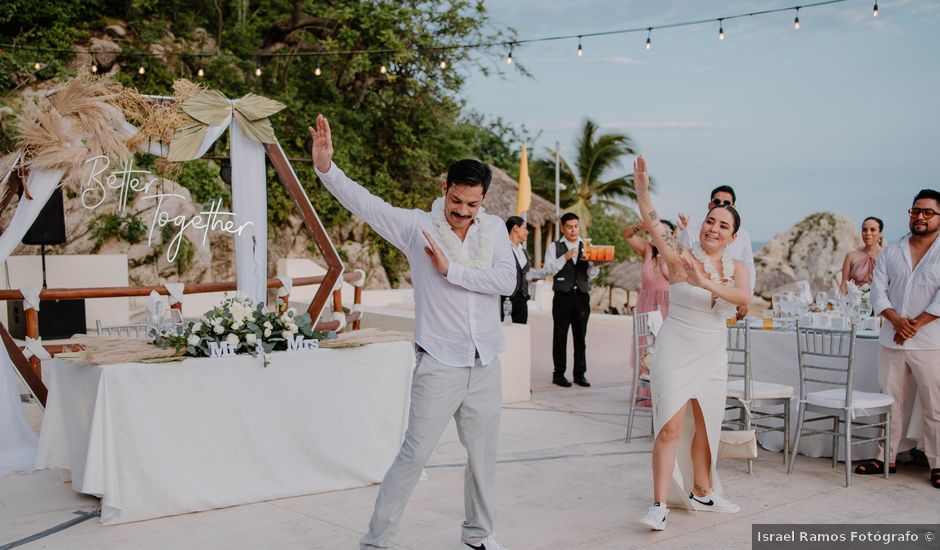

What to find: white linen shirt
left=316, top=162, right=517, bottom=367
left=680, top=219, right=756, bottom=293
left=512, top=243, right=528, bottom=269
left=870, top=234, right=940, bottom=350
left=542, top=238, right=600, bottom=280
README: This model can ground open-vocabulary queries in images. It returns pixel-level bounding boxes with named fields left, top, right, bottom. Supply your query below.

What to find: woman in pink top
left=839, top=216, right=884, bottom=293
left=624, top=217, right=686, bottom=318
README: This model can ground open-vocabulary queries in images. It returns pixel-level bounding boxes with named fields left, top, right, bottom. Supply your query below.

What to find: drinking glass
left=815, top=291, right=828, bottom=312
left=772, top=294, right=782, bottom=317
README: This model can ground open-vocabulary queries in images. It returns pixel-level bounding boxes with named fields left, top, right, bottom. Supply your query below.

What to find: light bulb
left=197, top=68, right=205, bottom=77
left=506, top=44, right=513, bottom=64
left=440, top=60, right=447, bottom=69
left=138, top=66, right=145, bottom=75
left=33, top=62, right=41, bottom=70
left=254, top=67, right=262, bottom=76
left=719, top=27, right=725, bottom=40
left=794, top=16, right=800, bottom=30
left=91, top=64, right=98, bottom=73
left=873, top=2, right=878, bottom=17
left=577, top=37, right=583, bottom=57
left=380, top=64, right=387, bottom=74
left=645, top=28, right=652, bottom=51
left=314, top=66, right=321, bottom=76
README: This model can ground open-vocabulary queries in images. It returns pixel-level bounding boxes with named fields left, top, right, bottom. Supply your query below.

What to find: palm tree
left=533, top=118, right=647, bottom=235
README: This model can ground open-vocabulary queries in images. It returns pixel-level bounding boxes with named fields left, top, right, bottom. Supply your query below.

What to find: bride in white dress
left=632, top=156, right=751, bottom=531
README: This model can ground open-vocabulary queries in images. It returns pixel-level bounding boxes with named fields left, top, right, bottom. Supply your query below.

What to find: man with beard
left=309, top=115, right=516, bottom=548
left=863, top=188, right=940, bottom=489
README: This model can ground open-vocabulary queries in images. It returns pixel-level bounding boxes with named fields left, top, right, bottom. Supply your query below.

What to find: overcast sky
left=462, top=0, right=940, bottom=242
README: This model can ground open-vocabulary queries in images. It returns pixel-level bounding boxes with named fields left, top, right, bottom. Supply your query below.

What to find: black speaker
left=22, top=186, right=66, bottom=245
left=7, top=299, right=86, bottom=340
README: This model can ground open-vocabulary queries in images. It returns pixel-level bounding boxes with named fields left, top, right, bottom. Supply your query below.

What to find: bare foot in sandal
left=854, top=459, right=896, bottom=475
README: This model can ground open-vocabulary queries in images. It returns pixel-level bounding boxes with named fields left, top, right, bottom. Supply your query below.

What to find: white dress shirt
left=680, top=219, right=756, bottom=293
left=542, top=238, right=600, bottom=280
left=871, top=234, right=940, bottom=350
left=316, top=162, right=517, bottom=367
left=512, top=243, right=528, bottom=269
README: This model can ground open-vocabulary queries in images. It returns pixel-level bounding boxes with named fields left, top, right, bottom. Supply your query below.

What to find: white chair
left=95, top=320, right=150, bottom=338
left=787, top=324, right=893, bottom=487
left=724, top=320, right=794, bottom=474
left=626, top=308, right=658, bottom=443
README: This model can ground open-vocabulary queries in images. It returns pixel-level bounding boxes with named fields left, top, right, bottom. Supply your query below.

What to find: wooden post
left=534, top=224, right=543, bottom=269
left=25, top=307, right=40, bottom=377
left=353, top=286, right=362, bottom=331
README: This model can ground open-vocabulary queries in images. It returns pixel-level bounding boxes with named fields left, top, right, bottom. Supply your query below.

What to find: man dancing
left=309, top=115, right=516, bottom=550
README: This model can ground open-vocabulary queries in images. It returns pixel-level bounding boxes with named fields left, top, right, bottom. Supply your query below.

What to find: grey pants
left=360, top=352, right=502, bottom=549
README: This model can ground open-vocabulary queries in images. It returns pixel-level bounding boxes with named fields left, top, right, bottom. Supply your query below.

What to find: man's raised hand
left=308, top=114, right=334, bottom=173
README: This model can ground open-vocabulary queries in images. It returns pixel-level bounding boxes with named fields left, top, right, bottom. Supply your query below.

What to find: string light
left=872, top=2, right=878, bottom=17
left=645, top=28, right=652, bottom=51
left=138, top=65, right=145, bottom=75
left=577, top=36, right=583, bottom=57
left=91, top=64, right=98, bottom=73
left=197, top=68, right=205, bottom=77
left=314, top=66, right=322, bottom=76
left=33, top=61, right=41, bottom=70
left=254, top=66, right=262, bottom=76
left=439, top=60, right=447, bottom=69
left=718, top=18, right=725, bottom=41
left=380, top=64, right=387, bottom=74
left=794, top=7, right=801, bottom=29
left=506, top=43, right=513, bottom=64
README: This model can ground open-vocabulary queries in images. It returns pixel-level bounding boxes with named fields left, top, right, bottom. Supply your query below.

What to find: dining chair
left=95, top=320, right=150, bottom=338
left=626, top=307, right=658, bottom=443
left=787, top=323, right=893, bottom=487
left=724, top=319, right=794, bottom=473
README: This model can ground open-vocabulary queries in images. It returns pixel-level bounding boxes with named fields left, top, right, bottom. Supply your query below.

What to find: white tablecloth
left=748, top=330, right=921, bottom=459
left=36, top=342, right=414, bottom=524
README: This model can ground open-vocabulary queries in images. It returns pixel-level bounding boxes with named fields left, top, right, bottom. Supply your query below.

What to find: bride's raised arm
left=633, top=156, right=685, bottom=270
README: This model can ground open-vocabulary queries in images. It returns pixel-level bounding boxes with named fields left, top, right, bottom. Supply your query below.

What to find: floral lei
left=430, top=197, right=495, bottom=269
left=691, top=244, right=737, bottom=319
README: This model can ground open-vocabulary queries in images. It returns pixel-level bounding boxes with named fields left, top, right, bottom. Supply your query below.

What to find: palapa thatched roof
left=483, top=165, right=558, bottom=227
left=606, top=260, right=643, bottom=290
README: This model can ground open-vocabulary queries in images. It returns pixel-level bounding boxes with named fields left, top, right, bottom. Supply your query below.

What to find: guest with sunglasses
left=679, top=185, right=756, bottom=318
left=864, top=189, right=940, bottom=489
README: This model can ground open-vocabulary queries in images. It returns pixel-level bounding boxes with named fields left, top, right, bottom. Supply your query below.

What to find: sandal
left=854, top=459, right=896, bottom=475
left=931, top=469, right=940, bottom=489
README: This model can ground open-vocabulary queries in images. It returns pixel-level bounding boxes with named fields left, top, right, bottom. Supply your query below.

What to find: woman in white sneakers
left=632, top=156, right=749, bottom=530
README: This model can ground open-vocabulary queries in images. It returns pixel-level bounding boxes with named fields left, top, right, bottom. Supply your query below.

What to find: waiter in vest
left=543, top=212, right=598, bottom=387
left=501, top=216, right=531, bottom=324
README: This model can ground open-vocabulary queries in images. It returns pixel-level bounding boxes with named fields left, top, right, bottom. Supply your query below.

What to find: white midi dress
left=650, top=282, right=729, bottom=509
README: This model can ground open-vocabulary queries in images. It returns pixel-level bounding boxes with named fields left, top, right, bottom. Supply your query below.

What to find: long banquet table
left=746, top=328, right=921, bottom=460
left=36, top=342, right=414, bottom=525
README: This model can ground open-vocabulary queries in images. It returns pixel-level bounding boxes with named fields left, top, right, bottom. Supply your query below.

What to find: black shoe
left=552, top=375, right=572, bottom=387
left=574, top=376, right=591, bottom=387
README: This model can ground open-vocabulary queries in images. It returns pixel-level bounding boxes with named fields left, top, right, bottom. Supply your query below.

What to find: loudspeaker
left=7, top=299, right=86, bottom=340
left=22, top=186, right=66, bottom=245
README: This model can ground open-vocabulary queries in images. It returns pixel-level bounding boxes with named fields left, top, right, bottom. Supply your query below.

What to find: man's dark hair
left=913, top=188, right=940, bottom=206
left=447, top=159, right=492, bottom=195
left=710, top=185, right=737, bottom=204
left=560, top=212, right=579, bottom=226
left=707, top=205, right=742, bottom=234
left=505, top=215, right=525, bottom=233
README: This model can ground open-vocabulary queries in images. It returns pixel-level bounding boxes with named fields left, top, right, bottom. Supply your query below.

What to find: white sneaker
left=639, top=503, right=668, bottom=530
left=459, top=534, right=509, bottom=550
left=689, top=491, right=740, bottom=513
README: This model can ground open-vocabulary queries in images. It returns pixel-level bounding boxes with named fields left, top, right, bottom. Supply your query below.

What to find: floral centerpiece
left=154, top=295, right=329, bottom=365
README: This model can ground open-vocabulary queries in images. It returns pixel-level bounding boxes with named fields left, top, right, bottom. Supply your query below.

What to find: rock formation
left=754, top=212, right=862, bottom=298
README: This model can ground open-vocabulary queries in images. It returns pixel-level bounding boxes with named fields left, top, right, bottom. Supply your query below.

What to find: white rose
left=263, top=321, right=273, bottom=330
left=213, top=324, right=225, bottom=335
left=226, top=333, right=239, bottom=347
left=187, top=334, right=201, bottom=346
left=263, top=328, right=272, bottom=338
left=212, top=318, right=222, bottom=327
left=232, top=321, right=243, bottom=331
left=245, top=333, right=257, bottom=345
left=192, top=321, right=203, bottom=332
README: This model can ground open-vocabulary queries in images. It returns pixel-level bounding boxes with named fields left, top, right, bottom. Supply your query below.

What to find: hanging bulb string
left=0, top=0, right=853, bottom=64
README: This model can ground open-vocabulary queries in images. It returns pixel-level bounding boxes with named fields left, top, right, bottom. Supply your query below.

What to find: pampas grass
left=70, top=334, right=181, bottom=365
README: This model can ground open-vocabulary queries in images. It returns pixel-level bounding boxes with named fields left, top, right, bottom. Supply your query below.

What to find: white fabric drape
left=0, top=167, right=62, bottom=477
left=229, top=118, right=268, bottom=304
